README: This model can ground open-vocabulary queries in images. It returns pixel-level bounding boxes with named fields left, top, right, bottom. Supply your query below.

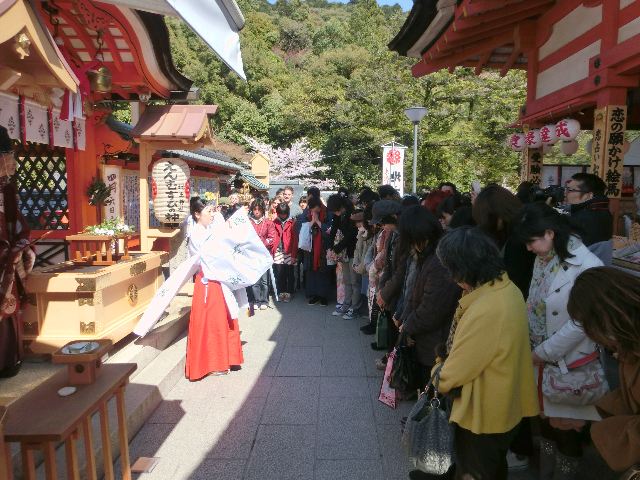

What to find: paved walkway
left=120, top=295, right=615, bottom=480
left=121, top=295, right=413, bottom=480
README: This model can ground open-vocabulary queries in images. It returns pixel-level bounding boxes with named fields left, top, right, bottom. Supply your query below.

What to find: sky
left=268, top=0, right=413, bottom=12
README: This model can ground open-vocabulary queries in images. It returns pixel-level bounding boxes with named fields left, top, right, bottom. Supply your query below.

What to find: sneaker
left=506, top=451, right=529, bottom=471
left=343, top=309, right=355, bottom=320
left=331, top=304, right=344, bottom=316
left=308, top=296, right=320, bottom=305
left=259, top=304, right=268, bottom=311
left=283, top=293, right=291, bottom=303
left=319, top=298, right=328, bottom=306
left=375, top=357, right=387, bottom=370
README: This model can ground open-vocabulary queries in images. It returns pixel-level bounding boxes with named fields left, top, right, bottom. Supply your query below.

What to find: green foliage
left=86, top=177, right=113, bottom=206
left=165, top=1, right=528, bottom=191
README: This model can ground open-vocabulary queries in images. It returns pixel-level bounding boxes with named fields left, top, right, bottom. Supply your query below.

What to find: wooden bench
left=3, top=363, right=136, bottom=479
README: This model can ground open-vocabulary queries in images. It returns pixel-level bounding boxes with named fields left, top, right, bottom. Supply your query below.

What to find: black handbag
left=389, top=333, right=421, bottom=394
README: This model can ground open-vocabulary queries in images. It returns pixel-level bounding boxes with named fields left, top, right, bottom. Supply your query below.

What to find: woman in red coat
left=272, top=203, right=297, bottom=302
left=249, top=199, right=276, bottom=310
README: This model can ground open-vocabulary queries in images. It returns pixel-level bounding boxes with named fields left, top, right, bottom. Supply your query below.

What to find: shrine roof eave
left=389, top=0, right=456, bottom=59
left=131, top=104, right=218, bottom=144
left=388, top=0, right=440, bottom=57
left=165, top=149, right=242, bottom=174
left=98, top=0, right=246, bottom=80
left=136, top=10, right=193, bottom=98
left=0, top=0, right=79, bottom=95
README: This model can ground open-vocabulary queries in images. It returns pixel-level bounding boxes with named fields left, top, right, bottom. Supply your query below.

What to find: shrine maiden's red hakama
left=185, top=271, right=244, bottom=381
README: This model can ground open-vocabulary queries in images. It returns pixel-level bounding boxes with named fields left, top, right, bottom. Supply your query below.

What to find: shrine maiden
left=185, top=197, right=243, bottom=380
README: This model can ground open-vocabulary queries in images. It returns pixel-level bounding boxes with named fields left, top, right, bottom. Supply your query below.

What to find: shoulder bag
left=541, top=349, right=610, bottom=406
left=402, top=363, right=455, bottom=475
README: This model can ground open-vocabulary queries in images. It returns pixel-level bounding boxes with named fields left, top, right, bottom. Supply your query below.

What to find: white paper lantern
left=555, top=118, right=581, bottom=141
left=151, top=157, right=191, bottom=224
left=560, top=139, right=579, bottom=155
left=540, top=124, right=559, bottom=145
left=508, top=133, right=526, bottom=152
left=525, top=129, right=543, bottom=149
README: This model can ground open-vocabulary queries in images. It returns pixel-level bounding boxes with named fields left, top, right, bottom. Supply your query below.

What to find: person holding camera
left=565, top=173, right=613, bottom=265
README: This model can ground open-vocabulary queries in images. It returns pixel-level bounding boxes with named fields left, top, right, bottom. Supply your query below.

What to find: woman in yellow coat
left=434, top=226, right=539, bottom=480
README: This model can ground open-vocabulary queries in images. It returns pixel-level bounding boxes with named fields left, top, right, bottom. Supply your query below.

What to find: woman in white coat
left=515, top=202, right=605, bottom=480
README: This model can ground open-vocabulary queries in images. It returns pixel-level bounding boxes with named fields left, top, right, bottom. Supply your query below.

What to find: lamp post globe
left=404, top=106, right=428, bottom=194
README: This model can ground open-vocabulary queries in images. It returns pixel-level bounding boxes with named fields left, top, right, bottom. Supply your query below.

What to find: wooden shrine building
left=0, top=0, right=247, bottom=353
left=390, top=0, right=640, bottom=228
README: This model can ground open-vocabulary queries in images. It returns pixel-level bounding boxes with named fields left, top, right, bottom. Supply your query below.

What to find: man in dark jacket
left=565, top=173, right=613, bottom=264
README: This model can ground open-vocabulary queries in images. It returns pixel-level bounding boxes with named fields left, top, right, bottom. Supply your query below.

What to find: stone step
left=106, top=295, right=191, bottom=381
left=8, top=299, right=190, bottom=479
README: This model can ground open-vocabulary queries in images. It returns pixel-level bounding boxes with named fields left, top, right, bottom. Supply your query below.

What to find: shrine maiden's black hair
left=190, top=196, right=206, bottom=222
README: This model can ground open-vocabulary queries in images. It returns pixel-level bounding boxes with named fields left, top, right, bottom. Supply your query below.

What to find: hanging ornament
left=585, top=139, right=593, bottom=154
left=540, top=124, right=559, bottom=145
left=561, top=139, right=579, bottom=155
left=555, top=118, right=581, bottom=141
left=525, top=129, right=543, bottom=149
left=508, top=133, right=525, bottom=152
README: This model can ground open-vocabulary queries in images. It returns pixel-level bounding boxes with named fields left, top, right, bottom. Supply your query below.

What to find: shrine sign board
left=603, top=106, right=627, bottom=199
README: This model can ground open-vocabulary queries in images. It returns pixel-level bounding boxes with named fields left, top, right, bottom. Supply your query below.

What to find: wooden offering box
left=52, top=339, right=112, bottom=385
left=21, top=251, right=167, bottom=354
left=66, top=233, right=133, bottom=266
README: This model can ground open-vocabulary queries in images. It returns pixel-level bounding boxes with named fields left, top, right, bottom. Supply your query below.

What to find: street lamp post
left=404, top=106, right=428, bottom=194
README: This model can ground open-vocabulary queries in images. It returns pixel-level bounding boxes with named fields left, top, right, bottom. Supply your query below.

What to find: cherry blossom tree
left=245, top=137, right=337, bottom=190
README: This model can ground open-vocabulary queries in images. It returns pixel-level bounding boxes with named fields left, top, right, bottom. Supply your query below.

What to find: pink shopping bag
left=378, top=350, right=397, bottom=409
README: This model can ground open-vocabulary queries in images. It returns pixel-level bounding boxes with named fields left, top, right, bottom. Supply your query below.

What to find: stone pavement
left=119, top=295, right=615, bottom=480
left=118, top=295, right=414, bottom=480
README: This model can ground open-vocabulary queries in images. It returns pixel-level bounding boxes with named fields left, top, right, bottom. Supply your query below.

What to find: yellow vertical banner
left=603, top=105, right=627, bottom=198
left=590, top=107, right=607, bottom=177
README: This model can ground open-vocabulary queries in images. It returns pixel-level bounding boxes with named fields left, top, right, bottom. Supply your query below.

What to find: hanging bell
left=88, top=66, right=112, bottom=93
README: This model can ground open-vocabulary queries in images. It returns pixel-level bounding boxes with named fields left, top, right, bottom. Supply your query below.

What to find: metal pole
left=412, top=122, right=418, bottom=194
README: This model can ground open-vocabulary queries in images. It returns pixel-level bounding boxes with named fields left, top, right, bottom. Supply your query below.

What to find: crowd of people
left=184, top=176, right=639, bottom=480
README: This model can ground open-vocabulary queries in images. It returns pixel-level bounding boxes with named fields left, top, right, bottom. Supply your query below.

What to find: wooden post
left=139, top=142, right=151, bottom=252
left=116, top=386, right=132, bottom=480
left=0, top=408, right=12, bottom=480
left=99, top=403, right=114, bottom=480
left=82, top=416, right=97, bottom=480
left=43, top=442, right=58, bottom=480
left=64, top=433, right=80, bottom=480
left=20, top=444, right=36, bottom=480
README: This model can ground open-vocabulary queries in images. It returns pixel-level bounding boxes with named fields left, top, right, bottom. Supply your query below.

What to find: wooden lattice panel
left=15, top=143, right=69, bottom=231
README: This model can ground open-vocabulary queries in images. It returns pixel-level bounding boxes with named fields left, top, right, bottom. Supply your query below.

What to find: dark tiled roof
left=240, top=171, right=268, bottom=191
left=165, top=149, right=241, bottom=173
